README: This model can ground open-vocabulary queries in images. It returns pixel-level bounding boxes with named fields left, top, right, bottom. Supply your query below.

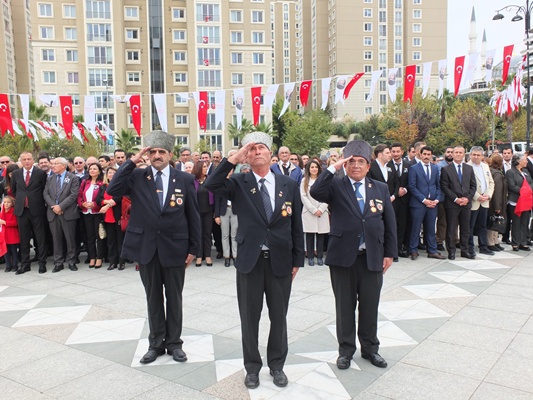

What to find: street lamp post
left=494, top=1, right=532, bottom=150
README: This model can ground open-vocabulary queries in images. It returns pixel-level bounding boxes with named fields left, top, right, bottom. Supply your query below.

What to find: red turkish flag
left=59, top=96, right=73, bottom=139
left=0, top=94, right=13, bottom=137
left=77, top=122, right=89, bottom=143
left=299, top=80, right=312, bottom=107
left=343, top=73, right=364, bottom=100
left=129, top=94, right=142, bottom=136
left=95, top=126, right=107, bottom=142
left=18, top=119, right=32, bottom=140
left=454, top=56, right=465, bottom=96
left=202, top=36, right=208, bottom=44
left=251, top=87, right=262, bottom=126
left=403, top=65, right=416, bottom=103
left=197, top=91, right=208, bottom=131
left=502, top=44, right=514, bottom=84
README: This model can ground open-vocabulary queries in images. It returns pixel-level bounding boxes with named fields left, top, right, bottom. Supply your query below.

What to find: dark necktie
left=395, top=163, right=401, bottom=177
left=425, top=164, right=430, bottom=179
left=457, top=164, right=462, bottom=184
left=155, top=171, right=164, bottom=210
left=354, top=182, right=365, bottom=245
left=283, top=164, right=290, bottom=176
left=55, top=174, right=62, bottom=204
left=25, top=170, right=31, bottom=207
left=259, top=178, right=273, bottom=221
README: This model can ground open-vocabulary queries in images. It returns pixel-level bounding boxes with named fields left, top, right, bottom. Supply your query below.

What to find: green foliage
left=283, top=110, right=334, bottom=157
left=272, top=95, right=299, bottom=149
left=227, top=118, right=254, bottom=147
left=115, top=129, right=138, bottom=154
left=195, top=138, right=210, bottom=153
left=38, top=135, right=101, bottom=159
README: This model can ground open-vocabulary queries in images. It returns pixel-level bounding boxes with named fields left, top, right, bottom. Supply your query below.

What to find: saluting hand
left=130, top=147, right=151, bottom=164
left=332, top=156, right=353, bottom=171
left=228, top=141, right=255, bottom=165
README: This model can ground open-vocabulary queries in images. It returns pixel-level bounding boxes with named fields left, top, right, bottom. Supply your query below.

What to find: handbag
left=98, top=221, right=107, bottom=239
left=488, top=214, right=506, bottom=234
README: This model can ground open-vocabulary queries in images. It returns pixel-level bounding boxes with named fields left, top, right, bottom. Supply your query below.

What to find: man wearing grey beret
left=107, top=130, right=201, bottom=365
left=311, top=140, right=398, bottom=370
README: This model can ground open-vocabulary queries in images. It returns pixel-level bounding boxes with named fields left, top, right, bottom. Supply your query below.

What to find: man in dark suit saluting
left=205, top=132, right=304, bottom=390
left=311, top=140, right=397, bottom=371
left=12, top=152, right=48, bottom=274
left=107, top=130, right=201, bottom=365
left=43, top=157, right=80, bottom=272
left=440, top=146, right=477, bottom=259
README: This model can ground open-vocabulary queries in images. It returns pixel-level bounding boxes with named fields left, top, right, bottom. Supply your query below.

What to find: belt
left=260, top=250, right=270, bottom=259
left=358, top=249, right=366, bottom=256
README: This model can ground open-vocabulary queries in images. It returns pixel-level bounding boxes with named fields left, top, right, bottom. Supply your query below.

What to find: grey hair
left=470, top=146, right=484, bottom=154
left=511, top=153, right=524, bottom=167
left=54, top=157, right=68, bottom=166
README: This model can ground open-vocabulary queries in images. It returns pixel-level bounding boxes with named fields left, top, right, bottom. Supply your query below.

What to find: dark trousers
left=199, top=210, right=213, bottom=259
left=212, top=221, right=222, bottom=253
left=409, top=206, right=438, bottom=254
left=510, top=206, right=531, bottom=246
left=236, top=255, right=292, bottom=374
left=329, top=253, right=383, bottom=357
left=469, top=206, right=489, bottom=252
left=5, top=243, right=19, bottom=269
left=18, top=208, right=47, bottom=268
left=49, top=216, right=77, bottom=266
left=445, top=206, right=471, bottom=254
left=82, top=213, right=104, bottom=260
left=105, top=221, right=125, bottom=264
left=503, top=204, right=513, bottom=241
left=306, top=232, right=325, bottom=258
left=139, top=252, right=185, bottom=352
left=436, top=203, right=447, bottom=244
left=394, top=201, right=409, bottom=250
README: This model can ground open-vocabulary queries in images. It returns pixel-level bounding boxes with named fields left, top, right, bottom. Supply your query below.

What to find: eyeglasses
left=0, top=161, right=10, bottom=164
left=74, top=162, right=84, bottom=165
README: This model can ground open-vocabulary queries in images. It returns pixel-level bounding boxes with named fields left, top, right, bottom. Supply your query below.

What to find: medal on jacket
left=170, top=194, right=176, bottom=207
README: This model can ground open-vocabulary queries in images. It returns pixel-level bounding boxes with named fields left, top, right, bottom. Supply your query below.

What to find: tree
left=271, top=95, right=299, bottom=149
left=115, top=129, right=138, bottom=154
left=227, top=118, right=254, bottom=147
left=447, top=97, right=491, bottom=149
left=283, top=110, right=333, bottom=156
left=385, top=115, right=418, bottom=150
left=354, top=115, right=386, bottom=145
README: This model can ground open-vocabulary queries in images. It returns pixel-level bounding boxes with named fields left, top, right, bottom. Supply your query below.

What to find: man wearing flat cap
left=205, top=132, right=304, bottom=389
left=107, top=130, right=201, bottom=365
left=311, top=140, right=397, bottom=370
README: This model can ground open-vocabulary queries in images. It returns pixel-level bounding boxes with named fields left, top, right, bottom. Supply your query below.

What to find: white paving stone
left=379, top=299, right=450, bottom=321
left=402, top=283, right=476, bottom=299
left=65, top=318, right=145, bottom=344
left=429, top=270, right=494, bottom=283
left=0, top=295, right=46, bottom=311
left=12, top=305, right=91, bottom=327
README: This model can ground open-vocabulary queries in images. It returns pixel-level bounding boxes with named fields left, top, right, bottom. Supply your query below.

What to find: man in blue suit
left=311, top=140, right=397, bottom=371
left=270, top=146, right=303, bottom=185
left=107, top=130, right=201, bottom=365
left=408, top=146, right=446, bottom=260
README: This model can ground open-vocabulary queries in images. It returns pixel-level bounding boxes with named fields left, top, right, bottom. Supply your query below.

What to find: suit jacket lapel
left=145, top=169, right=162, bottom=212
left=272, top=176, right=287, bottom=221
left=243, top=172, right=268, bottom=223
left=162, top=169, right=178, bottom=211
left=343, top=176, right=362, bottom=216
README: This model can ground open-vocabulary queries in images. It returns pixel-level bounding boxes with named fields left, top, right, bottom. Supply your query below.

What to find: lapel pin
left=279, top=191, right=283, bottom=197
left=173, top=178, right=176, bottom=182
left=147, top=175, right=152, bottom=181
left=368, top=183, right=372, bottom=188
left=250, top=188, right=256, bottom=194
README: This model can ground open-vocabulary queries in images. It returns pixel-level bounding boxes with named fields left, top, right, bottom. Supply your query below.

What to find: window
left=126, top=29, right=139, bottom=40
left=66, top=49, right=78, bottom=62
left=198, top=70, right=221, bottom=87
left=39, top=3, right=53, bottom=17
left=379, top=53, right=386, bottom=63
left=379, top=38, right=386, bottom=50
left=413, top=0, right=421, bottom=3
left=230, top=10, right=242, bottom=22
left=380, top=81, right=387, bottom=91
left=126, top=50, right=140, bottom=62
left=379, top=11, right=386, bottom=22
left=253, top=73, right=264, bottom=85
left=364, top=51, right=372, bottom=60
left=413, top=51, right=421, bottom=60
left=67, top=72, right=79, bottom=84
left=40, top=26, right=54, bottom=39
left=65, top=27, right=77, bottom=40
left=379, top=25, right=386, bottom=36
left=42, top=49, right=55, bottom=61
left=124, top=6, right=138, bottom=19
left=175, top=136, right=188, bottom=145
left=364, top=37, right=372, bottom=46
left=379, top=0, right=386, bottom=7
left=365, top=107, right=373, bottom=115
left=413, top=38, right=421, bottom=46
left=70, top=94, right=80, bottom=106
left=395, top=0, right=402, bottom=8
left=364, top=65, right=372, bottom=73
left=196, top=3, right=220, bottom=22
left=63, top=5, right=76, bottom=18
left=174, top=73, right=187, bottom=84
left=230, top=31, right=243, bottom=43
left=395, top=11, right=402, bottom=22
left=253, top=52, right=264, bottom=64
left=197, top=48, right=220, bottom=66
left=252, top=10, right=263, bottom=23
left=413, top=23, right=421, bottom=33
left=252, top=31, right=264, bottom=44
left=413, top=10, right=421, bottom=19
left=88, top=69, right=113, bottom=86
left=175, top=94, right=189, bottom=105
left=88, top=47, right=112, bottom=64
left=86, top=23, right=111, bottom=41
left=364, top=79, right=371, bottom=88
left=394, top=25, right=402, bottom=36
left=175, top=115, right=188, bottom=126
left=172, top=8, right=185, bottom=20
left=173, top=30, right=186, bottom=42
left=380, top=94, right=387, bottom=105
left=127, top=72, right=140, bottom=83
left=232, top=73, right=243, bottom=85
left=86, top=0, right=111, bottom=19
left=395, top=53, right=402, bottom=64
left=173, top=51, right=186, bottom=63
left=363, top=9, right=372, bottom=17
left=394, top=39, right=402, bottom=50
left=90, top=92, right=113, bottom=109
left=43, top=71, right=56, bottom=83
left=197, top=26, right=220, bottom=44
left=364, top=23, right=372, bottom=32
left=205, top=114, right=218, bottom=131
left=231, top=52, right=243, bottom=64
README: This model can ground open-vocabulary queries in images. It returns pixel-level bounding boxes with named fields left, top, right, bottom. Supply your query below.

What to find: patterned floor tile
left=429, top=270, right=494, bottom=283
left=379, top=299, right=450, bottom=321
left=65, top=318, right=145, bottom=344
left=0, top=294, right=46, bottom=312
left=402, top=283, right=476, bottom=299
left=11, top=305, right=91, bottom=327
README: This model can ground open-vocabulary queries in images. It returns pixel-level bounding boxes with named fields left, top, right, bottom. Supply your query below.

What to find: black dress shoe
left=495, top=244, right=505, bottom=251
left=107, top=264, right=117, bottom=270
left=487, top=245, right=501, bottom=252
left=270, top=370, right=288, bottom=387
left=393, top=258, right=399, bottom=262
left=519, top=245, right=531, bottom=251
left=427, top=253, right=446, bottom=260
left=513, top=246, right=520, bottom=251
left=479, top=248, right=495, bottom=255
left=4, top=266, right=12, bottom=272
left=336, top=355, right=352, bottom=369
left=244, top=373, right=259, bottom=389
left=362, top=352, right=388, bottom=368
left=399, top=250, right=409, bottom=258
left=410, top=252, right=419, bottom=260
left=437, top=243, right=445, bottom=251
left=461, top=252, right=476, bottom=259
left=118, top=263, right=125, bottom=270
left=224, top=258, right=231, bottom=267
left=504, top=239, right=512, bottom=245
left=139, top=349, right=165, bottom=364
left=527, top=240, right=533, bottom=246
left=68, top=264, right=78, bottom=271
left=39, top=265, right=47, bottom=274
left=74, top=257, right=81, bottom=264
left=448, top=254, right=456, bottom=260
left=216, top=252, right=223, bottom=259
left=52, top=265, right=64, bottom=273
left=167, top=348, right=187, bottom=362
left=417, top=243, right=427, bottom=250
left=308, top=258, right=314, bottom=266
left=16, top=266, right=30, bottom=275
left=84, top=257, right=90, bottom=264
left=317, top=258, right=324, bottom=266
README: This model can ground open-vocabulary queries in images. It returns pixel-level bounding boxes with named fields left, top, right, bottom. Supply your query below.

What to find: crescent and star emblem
left=302, top=84, right=308, bottom=90
left=407, top=74, right=413, bottom=82
left=199, top=100, right=206, bottom=108
left=457, top=66, right=463, bottom=73
left=0, top=103, right=7, bottom=112
left=254, top=96, right=261, bottom=104
left=132, top=105, right=139, bottom=113
left=63, top=106, right=71, bottom=114
left=505, top=55, right=511, bottom=63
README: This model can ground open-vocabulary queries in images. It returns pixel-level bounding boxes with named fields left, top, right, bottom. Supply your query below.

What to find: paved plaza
left=1, top=246, right=532, bottom=400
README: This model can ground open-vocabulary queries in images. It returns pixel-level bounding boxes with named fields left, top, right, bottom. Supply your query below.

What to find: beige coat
left=467, top=161, right=495, bottom=210
left=300, top=178, right=330, bottom=234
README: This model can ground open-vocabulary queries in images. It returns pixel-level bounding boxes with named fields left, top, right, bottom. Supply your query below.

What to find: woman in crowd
left=98, top=166, right=125, bottom=270
left=300, top=159, right=329, bottom=265
left=193, top=160, right=214, bottom=266
left=78, top=162, right=105, bottom=268
left=506, top=153, right=533, bottom=251
left=2, top=164, right=20, bottom=197
left=214, top=169, right=238, bottom=267
left=0, top=196, right=20, bottom=272
left=487, top=154, right=507, bottom=252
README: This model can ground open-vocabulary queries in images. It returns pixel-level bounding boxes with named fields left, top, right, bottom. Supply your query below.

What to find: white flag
left=278, top=82, right=295, bottom=119
left=438, top=59, right=447, bottom=99
left=83, top=96, right=97, bottom=134
left=366, top=70, right=383, bottom=102
left=465, top=52, right=479, bottom=87
left=233, top=88, right=244, bottom=129
left=321, top=78, right=332, bottom=110
left=153, top=94, right=168, bottom=132
left=39, top=94, right=58, bottom=107
left=485, top=49, right=496, bottom=83
left=214, top=90, right=225, bottom=130
left=422, top=62, right=432, bottom=98
left=387, top=68, right=399, bottom=102
left=111, top=95, right=131, bottom=104
left=264, top=84, right=279, bottom=111
left=334, top=76, right=348, bottom=104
